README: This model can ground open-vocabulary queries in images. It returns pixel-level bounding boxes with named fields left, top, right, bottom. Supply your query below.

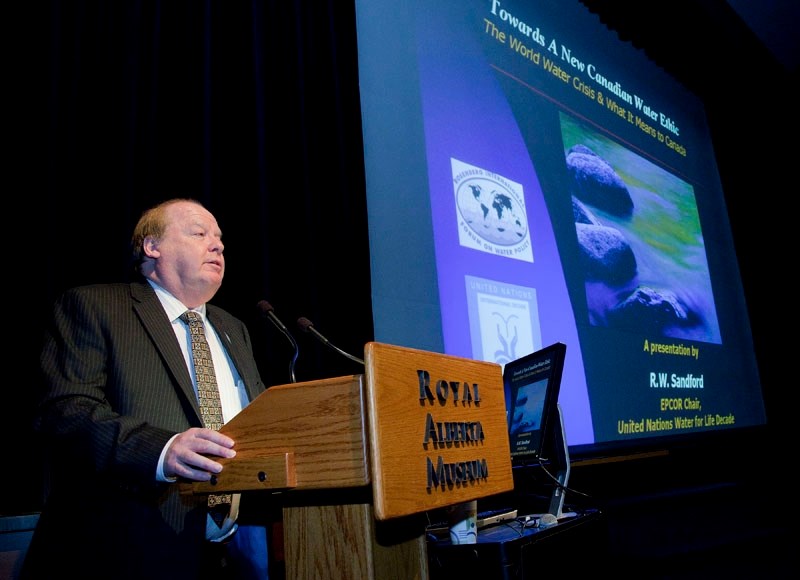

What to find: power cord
left=537, top=456, right=590, bottom=498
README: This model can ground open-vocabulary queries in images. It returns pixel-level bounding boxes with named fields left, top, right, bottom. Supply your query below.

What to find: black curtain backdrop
left=9, top=0, right=793, bottom=516
left=13, top=1, right=373, bottom=514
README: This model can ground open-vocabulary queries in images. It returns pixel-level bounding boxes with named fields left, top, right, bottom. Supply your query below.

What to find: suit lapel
left=130, top=282, right=203, bottom=423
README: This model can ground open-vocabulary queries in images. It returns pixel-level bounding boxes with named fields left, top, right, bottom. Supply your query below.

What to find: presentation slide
left=355, top=0, right=766, bottom=453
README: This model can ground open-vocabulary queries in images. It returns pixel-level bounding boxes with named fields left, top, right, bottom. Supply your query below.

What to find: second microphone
left=297, top=316, right=365, bottom=365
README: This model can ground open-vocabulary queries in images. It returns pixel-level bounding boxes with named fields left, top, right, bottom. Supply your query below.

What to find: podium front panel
left=364, top=342, right=514, bottom=520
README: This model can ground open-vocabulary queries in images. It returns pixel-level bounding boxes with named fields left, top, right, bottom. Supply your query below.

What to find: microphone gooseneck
left=297, top=316, right=365, bottom=365
left=257, top=300, right=299, bottom=383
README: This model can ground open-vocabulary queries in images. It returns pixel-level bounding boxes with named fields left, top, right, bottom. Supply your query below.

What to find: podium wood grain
left=191, top=374, right=369, bottom=494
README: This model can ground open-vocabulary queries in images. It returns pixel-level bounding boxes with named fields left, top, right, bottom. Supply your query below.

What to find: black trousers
left=200, top=540, right=241, bottom=579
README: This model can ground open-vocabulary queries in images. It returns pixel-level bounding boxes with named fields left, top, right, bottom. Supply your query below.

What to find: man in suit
left=23, top=198, right=270, bottom=579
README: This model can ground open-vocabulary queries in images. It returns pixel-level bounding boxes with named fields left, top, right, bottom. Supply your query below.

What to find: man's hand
left=163, top=427, right=236, bottom=481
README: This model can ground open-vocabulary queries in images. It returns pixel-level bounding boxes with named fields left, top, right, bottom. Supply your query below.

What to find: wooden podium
left=189, top=342, right=514, bottom=579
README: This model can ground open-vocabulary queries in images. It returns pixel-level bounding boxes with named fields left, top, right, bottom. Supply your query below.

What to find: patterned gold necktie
left=181, top=310, right=232, bottom=527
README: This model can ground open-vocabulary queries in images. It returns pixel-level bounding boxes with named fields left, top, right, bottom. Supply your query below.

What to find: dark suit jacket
left=22, top=280, right=266, bottom=580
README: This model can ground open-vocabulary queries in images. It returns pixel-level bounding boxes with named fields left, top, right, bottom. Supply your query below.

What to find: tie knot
left=181, top=310, right=202, bottom=326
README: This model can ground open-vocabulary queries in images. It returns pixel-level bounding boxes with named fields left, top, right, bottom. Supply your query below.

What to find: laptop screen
left=504, top=342, right=567, bottom=466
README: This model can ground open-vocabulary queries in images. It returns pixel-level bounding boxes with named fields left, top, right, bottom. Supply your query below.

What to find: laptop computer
left=504, top=342, right=567, bottom=468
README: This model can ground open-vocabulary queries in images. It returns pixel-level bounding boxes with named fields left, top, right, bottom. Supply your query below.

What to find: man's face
left=154, top=202, right=225, bottom=298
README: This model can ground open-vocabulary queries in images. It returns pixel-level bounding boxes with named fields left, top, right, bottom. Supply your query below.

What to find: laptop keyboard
left=425, top=507, right=518, bottom=535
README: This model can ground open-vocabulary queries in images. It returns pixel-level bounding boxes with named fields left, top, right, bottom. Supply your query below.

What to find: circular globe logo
left=455, top=178, right=528, bottom=246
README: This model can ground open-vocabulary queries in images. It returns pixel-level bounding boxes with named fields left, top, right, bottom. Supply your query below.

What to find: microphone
left=296, top=316, right=365, bottom=365
left=257, top=300, right=299, bottom=383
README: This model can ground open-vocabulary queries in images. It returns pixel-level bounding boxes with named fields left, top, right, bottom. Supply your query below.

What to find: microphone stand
left=257, top=300, right=300, bottom=383
left=297, top=317, right=365, bottom=365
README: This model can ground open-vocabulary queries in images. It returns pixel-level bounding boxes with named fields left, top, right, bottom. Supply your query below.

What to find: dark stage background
left=9, top=0, right=794, bottom=536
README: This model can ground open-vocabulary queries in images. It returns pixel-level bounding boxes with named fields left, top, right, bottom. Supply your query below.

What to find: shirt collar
left=146, top=279, right=208, bottom=323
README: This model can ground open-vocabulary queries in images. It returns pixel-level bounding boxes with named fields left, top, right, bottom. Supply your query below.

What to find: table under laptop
left=426, top=506, right=605, bottom=579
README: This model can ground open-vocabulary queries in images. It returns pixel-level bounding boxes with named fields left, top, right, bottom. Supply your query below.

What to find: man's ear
left=143, top=236, right=160, bottom=259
